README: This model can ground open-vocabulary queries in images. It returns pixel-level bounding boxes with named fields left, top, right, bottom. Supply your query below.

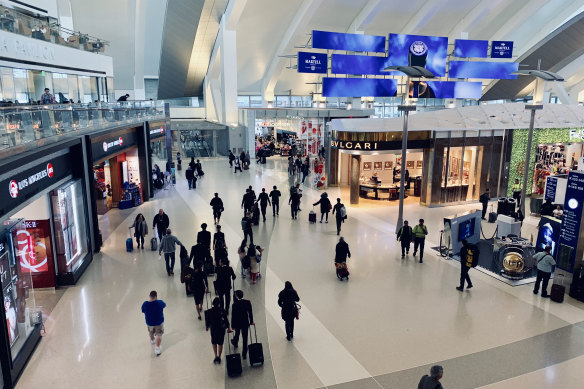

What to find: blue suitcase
left=126, top=238, right=133, bottom=252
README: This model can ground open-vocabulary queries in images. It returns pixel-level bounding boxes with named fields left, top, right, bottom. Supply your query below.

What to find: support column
left=350, top=154, right=361, bottom=205
left=220, top=18, right=238, bottom=126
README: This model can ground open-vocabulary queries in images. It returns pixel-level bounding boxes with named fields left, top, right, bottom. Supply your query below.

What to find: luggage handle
left=205, top=290, right=210, bottom=309
left=249, top=323, right=258, bottom=343
left=227, top=326, right=233, bottom=354
left=554, top=273, right=565, bottom=287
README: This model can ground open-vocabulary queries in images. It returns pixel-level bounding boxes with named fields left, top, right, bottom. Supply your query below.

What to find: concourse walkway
left=16, top=157, right=584, bottom=389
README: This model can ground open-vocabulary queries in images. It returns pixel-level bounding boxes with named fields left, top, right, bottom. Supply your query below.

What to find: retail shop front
left=329, top=129, right=504, bottom=206
left=0, top=140, right=92, bottom=387
left=146, top=120, right=169, bottom=197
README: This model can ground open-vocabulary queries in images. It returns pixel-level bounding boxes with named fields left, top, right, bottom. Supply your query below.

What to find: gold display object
left=503, top=252, right=525, bottom=272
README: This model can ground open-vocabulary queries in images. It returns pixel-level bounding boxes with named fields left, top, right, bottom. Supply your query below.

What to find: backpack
left=241, top=219, right=248, bottom=230
left=466, top=245, right=480, bottom=268
left=339, top=205, right=347, bottom=219
left=242, top=255, right=251, bottom=269
left=219, top=311, right=228, bottom=329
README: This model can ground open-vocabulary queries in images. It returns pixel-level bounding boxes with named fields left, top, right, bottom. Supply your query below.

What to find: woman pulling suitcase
left=334, top=237, right=351, bottom=281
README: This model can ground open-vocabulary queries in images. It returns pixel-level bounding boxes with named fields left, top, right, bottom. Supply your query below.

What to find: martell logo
left=47, top=163, right=53, bottom=178
left=9, top=180, right=18, bottom=198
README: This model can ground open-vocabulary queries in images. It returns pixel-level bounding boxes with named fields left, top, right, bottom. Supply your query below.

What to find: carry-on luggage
left=252, top=207, right=260, bottom=224
left=126, top=229, right=133, bottom=252
left=177, top=163, right=182, bottom=171
left=204, top=259, right=215, bottom=275
left=550, top=274, right=566, bottom=303
left=204, top=293, right=212, bottom=328
left=226, top=331, right=243, bottom=377
left=248, top=324, right=264, bottom=366
left=488, top=205, right=497, bottom=223
left=335, top=262, right=349, bottom=281
left=151, top=237, right=158, bottom=251
left=309, top=208, right=316, bottom=223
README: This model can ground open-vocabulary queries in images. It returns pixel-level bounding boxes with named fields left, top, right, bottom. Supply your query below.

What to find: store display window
left=50, top=180, right=88, bottom=275
left=1, top=219, right=39, bottom=363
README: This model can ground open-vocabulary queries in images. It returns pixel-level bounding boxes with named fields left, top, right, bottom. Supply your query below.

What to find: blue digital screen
left=312, top=30, right=386, bottom=53
left=449, top=61, right=518, bottom=79
left=410, top=81, right=482, bottom=99
left=331, top=54, right=388, bottom=75
left=297, top=52, right=328, bottom=74
left=386, top=33, right=448, bottom=76
left=454, top=39, right=488, bottom=58
left=322, top=77, right=397, bottom=97
left=491, top=41, right=513, bottom=58
left=458, top=220, right=475, bottom=241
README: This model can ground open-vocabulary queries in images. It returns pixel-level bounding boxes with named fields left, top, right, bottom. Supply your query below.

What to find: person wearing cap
left=413, top=219, right=428, bottom=263
left=533, top=245, right=556, bottom=298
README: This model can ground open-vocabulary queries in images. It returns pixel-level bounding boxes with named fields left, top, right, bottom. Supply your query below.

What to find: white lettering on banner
left=331, top=140, right=379, bottom=150
left=24, top=221, right=37, bottom=228
left=103, top=136, right=124, bottom=152
left=13, top=39, right=55, bottom=60
left=149, top=127, right=164, bottom=135
left=569, top=129, right=584, bottom=141
left=8, top=163, right=54, bottom=198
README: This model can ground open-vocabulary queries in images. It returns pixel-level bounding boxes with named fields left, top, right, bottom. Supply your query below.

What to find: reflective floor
left=17, top=157, right=584, bottom=389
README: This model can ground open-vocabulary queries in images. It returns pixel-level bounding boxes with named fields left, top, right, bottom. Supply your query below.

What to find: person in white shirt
left=552, top=205, right=563, bottom=219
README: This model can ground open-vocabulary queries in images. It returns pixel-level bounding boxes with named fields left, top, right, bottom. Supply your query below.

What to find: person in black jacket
left=215, top=258, right=236, bottom=314
left=210, top=193, right=224, bottom=224
left=479, top=188, right=490, bottom=220
left=418, top=365, right=444, bottom=389
left=230, top=290, right=254, bottom=360
left=540, top=198, right=554, bottom=217
left=335, top=237, right=351, bottom=264
left=241, top=189, right=255, bottom=215
left=396, top=220, right=413, bottom=258
left=332, top=198, right=345, bottom=235
left=256, top=188, right=271, bottom=222
left=269, top=185, right=281, bottom=216
left=228, top=151, right=235, bottom=167
left=197, top=223, right=211, bottom=251
left=207, top=297, right=231, bottom=364
left=152, top=209, right=170, bottom=244
left=190, top=242, right=212, bottom=267
left=313, top=192, right=332, bottom=223
left=185, top=165, right=195, bottom=190
left=289, top=190, right=300, bottom=220
left=190, top=261, right=209, bottom=320
left=241, top=212, right=253, bottom=245
left=278, top=281, right=300, bottom=341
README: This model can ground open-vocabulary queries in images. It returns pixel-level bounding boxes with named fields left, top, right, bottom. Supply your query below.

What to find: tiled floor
left=16, top=157, right=584, bottom=389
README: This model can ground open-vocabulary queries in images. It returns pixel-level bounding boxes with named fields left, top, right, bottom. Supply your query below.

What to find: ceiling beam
left=400, top=0, right=439, bottom=35
left=346, top=0, right=381, bottom=33
left=447, top=0, right=502, bottom=39
left=489, top=0, right=549, bottom=41
left=225, top=0, right=248, bottom=31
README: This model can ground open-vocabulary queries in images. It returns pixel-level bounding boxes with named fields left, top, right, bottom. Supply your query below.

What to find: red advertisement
left=17, top=220, right=55, bottom=287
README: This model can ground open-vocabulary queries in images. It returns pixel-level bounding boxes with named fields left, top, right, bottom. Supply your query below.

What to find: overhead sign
left=569, top=129, right=584, bottom=141
left=91, top=130, right=138, bottom=161
left=557, top=171, right=584, bottom=272
left=297, top=52, right=327, bottom=73
left=331, top=54, right=387, bottom=75
left=323, top=77, right=397, bottom=97
left=409, top=81, right=482, bottom=99
left=386, top=33, right=448, bottom=77
left=491, top=41, right=514, bottom=58
left=449, top=61, right=518, bottom=79
left=330, top=138, right=431, bottom=151
left=454, top=39, right=488, bottom=58
left=312, top=30, right=386, bottom=53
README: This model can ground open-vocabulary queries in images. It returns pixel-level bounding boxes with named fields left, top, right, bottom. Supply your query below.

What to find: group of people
left=185, top=157, right=204, bottom=190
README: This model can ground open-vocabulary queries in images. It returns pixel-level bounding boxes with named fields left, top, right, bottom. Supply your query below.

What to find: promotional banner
left=331, top=54, right=388, bottom=75
left=449, top=61, right=518, bottom=79
left=536, top=216, right=561, bottom=256
left=491, top=41, right=514, bottom=58
left=386, top=33, right=448, bottom=76
left=322, top=77, right=397, bottom=97
left=408, top=81, right=482, bottom=99
left=557, top=171, right=584, bottom=272
left=297, top=52, right=328, bottom=73
left=544, top=176, right=558, bottom=202
left=312, top=30, right=386, bottom=52
left=454, top=39, right=488, bottom=58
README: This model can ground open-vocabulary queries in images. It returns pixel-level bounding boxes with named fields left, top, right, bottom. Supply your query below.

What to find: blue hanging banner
left=491, top=41, right=514, bottom=58
left=454, top=39, right=489, bottom=58
left=297, top=52, right=328, bottom=74
left=322, top=77, right=397, bottom=97
left=557, top=171, right=584, bottom=272
left=312, top=30, right=386, bottom=53
left=448, top=61, right=518, bottom=79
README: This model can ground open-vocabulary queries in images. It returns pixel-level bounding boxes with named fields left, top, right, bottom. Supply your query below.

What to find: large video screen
left=322, top=77, right=397, bottom=97
left=449, top=61, right=518, bottom=79
left=312, top=30, right=386, bottom=53
left=331, top=54, right=388, bottom=75
left=386, top=33, right=448, bottom=76
left=536, top=216, right=561, bottom=256
left=458, top=219, right=475, bottom=242
left=408, top=81, right=482, bottom=99
left=454, top=39, right=488, bottom=58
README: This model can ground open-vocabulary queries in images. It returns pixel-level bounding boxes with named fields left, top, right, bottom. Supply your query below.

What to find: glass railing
left=0, top=4, right=109, bottom=54
left=0, top=100, right=165, bottom=152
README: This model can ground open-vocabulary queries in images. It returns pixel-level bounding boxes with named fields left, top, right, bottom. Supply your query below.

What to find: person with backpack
left=256, top=188, right=271, bottom=222
left=418, top=365, right=444, bottom=389
left=479, top=188, right=490, bottom=220
left=456, top=239, right=478, bottom=291
left=230, top=290, right=254, bottom=360
left=190, top=261, right=209, bottom=320
left=413, top=219, right=428, bottom=263
left=269, top=185, right=281, bottom=216
left=207, top=297, right=231, bottom=364
left=396, top=220, right=413, bottom=258
left=332, top=198, right=346, bottom=236
left=210, top=193, right=224, bottom=225
left=278, top=281, right=300, bottom=341
left=313, top=192, right=332, bottom=223
left=213, top=224, right=226, bottom=251
left=533, top=245, right=556, bottom=298
left=215, top=258, right=236, bottom=314
left=241, top=212, right=253, bottom=245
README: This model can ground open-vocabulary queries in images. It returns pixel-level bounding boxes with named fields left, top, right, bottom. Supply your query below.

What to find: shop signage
left=331, top=140, right=380, bottom=150
left=0, top=153, right=71, bottom=218
left=103, top=137, right=123, bottom=152
left=545, top=176, right=557, bottom=202
left=569, top=129, right=584, bottom=141
left=490, top=41, right=513, bottom=58
left=0, top=242, right=10, bottom=290
left=557, top=171, right=584, bottom=272
left=297, top=52, right=328, bottom=74
left=330, top=138, right=431, bottom=151
left=149, top=126, right=165, bottom=139
left=91, top=131, right=138, bottom=162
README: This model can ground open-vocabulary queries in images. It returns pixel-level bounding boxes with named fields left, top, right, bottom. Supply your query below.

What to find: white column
left=220, top=18, right=238, bottom=126
left=133, top=0, right=146, bottom=100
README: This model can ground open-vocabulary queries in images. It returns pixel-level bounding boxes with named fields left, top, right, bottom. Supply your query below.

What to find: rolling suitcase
left=151, top=237, right=158, bottom=251
left=205, top=259, right=215, bottom=275
left=204, top=293, right=212, bottom=328
left=248, top=324, right=264, bottom=366
left=550, top=274, right=565, bottom=303
left=226, top=331, right=242, bottom=377
left=309, top=208, right=316, bottom=223
left=126, top=228, right=133, bottom=252
left=335, top=262, right=349, bottom=281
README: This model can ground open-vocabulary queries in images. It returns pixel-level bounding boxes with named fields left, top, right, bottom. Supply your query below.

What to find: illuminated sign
left=297, top=52, right=327, bottom=73
left=491, top=41, right=513, bottom=58
left=8, top=163, right=54, bottom=198
left=312, top=30, right=386, bottom=53
left=449, top=61, right=518, bottom=79
left=454, top=39, right=488, bottom=58
left=323, top=77, right=397, bottom=97
left=331, top=140, right=379, bottom=150
left=149, top=127, right=164, bottom=135
left=103, top=136, right=124, bottom=152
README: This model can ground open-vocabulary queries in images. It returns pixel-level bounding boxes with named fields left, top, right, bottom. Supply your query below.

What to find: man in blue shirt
left=141, top=291, right=166, bottom=356
left=533, top=245, right=557, bottom=298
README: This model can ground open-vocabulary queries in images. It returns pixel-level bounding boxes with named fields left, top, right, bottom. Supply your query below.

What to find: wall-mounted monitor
left=449, top=61, right=518, bottom=79
left=458, top=219, right=475, bottom=242
left=322, top=77, right=397, bottom=97
left=386, top=33, right=448, bottom=76
left=454, top=39, right=488, bottom=58
left=312, top=30, right=386, bottom=53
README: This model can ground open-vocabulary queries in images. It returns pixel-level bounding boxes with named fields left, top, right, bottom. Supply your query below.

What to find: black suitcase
left=204, top=260, right=215, bottom=275
left=309, top=209, right=316, bottom=223
left=248, top=324, right=264, bottom=366
left=550, top=274, right=565, bottom=303
left=488, top=212, right=497, bottom=223
left=204, top=294, right=212, bottom=328
left=151, top=237, right=158, bottom=251
left=226, top=331, right=242, bottom=377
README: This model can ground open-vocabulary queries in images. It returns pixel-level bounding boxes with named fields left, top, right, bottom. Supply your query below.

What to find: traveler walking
left=332, top=198, right=346, bottom=235
left=278, top=281, right=300, bottom=341
left=207, top=297, right=230, bottom=364
left=335, top=237, right=351, bottom=264
left=456, top=239, right=478, bottom=291
left=237, top=240, right=248, bottom=278
left=413, top=219, right=428, bottom=263
left=247, top=245, right=260, bottom=284
left=190, top=261, right=209, bottom=320
left=241, top=212, right=254, bottom=244
left=289, top=189, right=300, bottom=220
left=141, top=290, right=166, bottom=356
left=234, top=157, right=242, bottom=173
left=158, top=228, right=183, bottom=276
left=185, top=164, right=196, bottom=190
left=396, top=220, right=413, bottom=258
left=230, top=290, right=254, bottom=360
left=269, top=185, right=281, bottom=216
left=129, top=213, right=148, bottom=249
left=480, top=188, right=490, bottom=220
left=418, top=365, right=444, bottom=389
left=256, top=188, right=271, bottom=222
left=313, top=192, right=331, bottom=223
left=242, top=189, right=255, bottom=215
left=195, top=159, right=204, bottom=177
left=301, top=161, right=309, bottom=183
left=189, top=157, right=196, bottom=171
left=228, top=151, right=235, bottom=167
left=210, top=193, right=224, bottom=224
left=245, top=151, right=251, bottom=168
left=533, top=245, right=556, bottom=298
left=512, top=178, right=522, bottom=208
left=189, top=242, right=212, bottom=268
left=197, top=223, right=211, bottom=251
left=213, top=225, right=226, bottom=251
left=215, top=258, right=236, bottom=313
left=152, top=209, right=170, bottom=244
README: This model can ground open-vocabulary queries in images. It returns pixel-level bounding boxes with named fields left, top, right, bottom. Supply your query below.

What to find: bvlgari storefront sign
left=331, top=140, right=380, bottom=150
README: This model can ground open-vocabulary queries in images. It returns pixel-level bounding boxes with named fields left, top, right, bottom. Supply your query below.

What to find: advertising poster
left=3, top=283, right=18, bottom=346
left=491, top=41, right=514, bottom=58
left=297, top=52, right=327, bottom=73
left=544, top=176, right=558, bottom=202
left=312, top=30, right=386, bottom=52
left=536, top=216, right=561, bottom=256
left=454, top=39, right=488, bottom=58
left=18, top=220, right=52, bottom=273
left=557, top=171, right=584, bottom=271
left=386, top=33, right=448, bottom=76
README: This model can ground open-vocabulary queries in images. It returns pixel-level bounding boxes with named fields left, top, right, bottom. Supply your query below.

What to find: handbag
left=295, top=303, right=301, bottom=320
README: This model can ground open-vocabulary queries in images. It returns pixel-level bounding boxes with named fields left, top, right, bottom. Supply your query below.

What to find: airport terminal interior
left=2, top=1, right=584, bottom=388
